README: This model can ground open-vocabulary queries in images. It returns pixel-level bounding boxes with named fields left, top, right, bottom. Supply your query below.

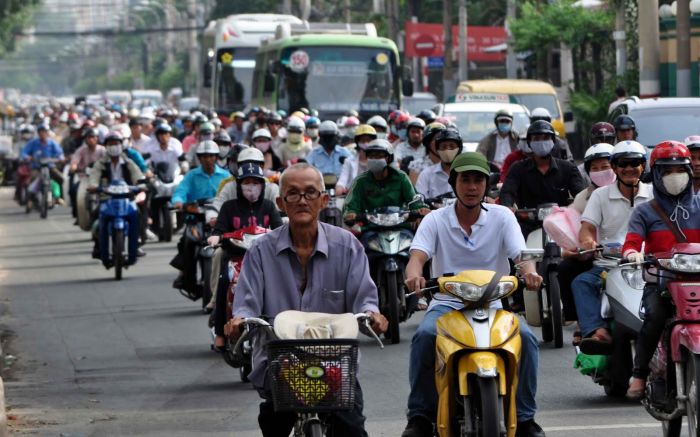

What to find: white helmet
left=365, top=138, right=394, bottom=155
left=583, top=143, right=614, bottom=171
left=287, top=116, right=306, bottom=132
left=367, top=115, right=388, bottom=130
left=195, top=140, right=220, bottom=155
left=252, top=128, right=272, bottom=140
left=611, top=140, right=647, bottom=164
left=237, top=147, right=265, bottom=163
left=530, top=107, right=552, bottom=122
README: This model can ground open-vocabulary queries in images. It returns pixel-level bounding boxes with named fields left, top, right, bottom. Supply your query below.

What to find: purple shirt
left=233, top=221, right=379, bottom=387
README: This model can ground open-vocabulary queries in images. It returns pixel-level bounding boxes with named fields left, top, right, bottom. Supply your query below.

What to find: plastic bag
left=574, top=352, right=610, bottom=376
left=543, top=206, right=581, bottom=252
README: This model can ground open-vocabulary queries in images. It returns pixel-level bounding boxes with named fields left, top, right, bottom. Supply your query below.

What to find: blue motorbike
left=98, top=180, right=141, bottom=280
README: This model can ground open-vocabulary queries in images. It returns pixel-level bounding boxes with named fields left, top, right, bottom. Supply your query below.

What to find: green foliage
left=0, top=0, right=40, bottom=58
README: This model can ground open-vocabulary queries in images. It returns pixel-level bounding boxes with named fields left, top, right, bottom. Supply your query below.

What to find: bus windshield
left=216, top=47, right=256, bottom=112
left=277, top=46, right=399, bottom=118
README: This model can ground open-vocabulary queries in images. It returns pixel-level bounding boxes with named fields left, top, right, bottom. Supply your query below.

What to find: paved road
left=0, top=187, right=674, bottom=436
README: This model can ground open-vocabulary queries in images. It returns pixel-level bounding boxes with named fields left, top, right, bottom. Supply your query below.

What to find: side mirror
left=402, top=65, right=414, bottom=97
left=519, top=249, right=544, bottom=263
left=408, top=193, right=424, bottom=207
left=489, top=172, right=500, bottom=187
left=563, top=111, right=574, bottom=122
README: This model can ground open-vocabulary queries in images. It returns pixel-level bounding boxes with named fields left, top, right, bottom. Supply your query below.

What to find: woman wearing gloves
left=206, top=162, right=283, bottom=350
left=623, top=141, right=700, bottom=399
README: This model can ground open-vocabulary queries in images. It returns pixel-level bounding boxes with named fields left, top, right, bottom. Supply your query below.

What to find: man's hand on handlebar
left=174, top=202, right=183, bottom=210
left=405, top=275, right=427, bottom=297
left=579, top=239, right=598, bottom=252
left=207, top=235, right=221, bottom=247
left=417, top=207, right=430, bottom=216
left=224, top=317, right=245, bottom=339
left=522, top=271, right=543, bottom=290
left=367, top=312, right=388, bottom=334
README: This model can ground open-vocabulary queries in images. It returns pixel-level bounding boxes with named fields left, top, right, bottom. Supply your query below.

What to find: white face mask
left=106, top=145, right=122, bottom=157
left=219, top=146, right=230, bottom=158
left=306, top=128, right=319, bottom=139
left=241, top=182, right=263, bottom=203
left=287, top=132, right=303, bottom=144
left=663, top=172, right=689, bottom=196
left=375, top=132, right=387, bottom=140
left=530, top=139, right=555, bottom=157
left=254, top=141, right=271, bottom=152
left=437, top=149, right=459, bottom=164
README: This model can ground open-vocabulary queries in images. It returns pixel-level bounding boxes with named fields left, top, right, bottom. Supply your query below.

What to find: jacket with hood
left=623, top=166, right=700, bottom=257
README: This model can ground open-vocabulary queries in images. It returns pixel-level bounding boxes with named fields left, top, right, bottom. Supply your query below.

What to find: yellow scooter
left=427, top=250, right=541, bottom=437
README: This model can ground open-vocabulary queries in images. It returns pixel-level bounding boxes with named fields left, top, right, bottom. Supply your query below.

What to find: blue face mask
left=497, top=122, right=511, bottom=134
left=397, top=128, right=407, bottom=141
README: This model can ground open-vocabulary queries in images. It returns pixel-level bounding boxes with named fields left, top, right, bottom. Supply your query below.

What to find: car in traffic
left=433, top=101, right=530, bottom=152
left=402, top=91, right=438, bottom=115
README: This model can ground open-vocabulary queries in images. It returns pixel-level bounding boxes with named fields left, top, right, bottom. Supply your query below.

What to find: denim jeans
left=571, top=266, right=606, bottom=337
left=407, top=304, right=540, bottom=422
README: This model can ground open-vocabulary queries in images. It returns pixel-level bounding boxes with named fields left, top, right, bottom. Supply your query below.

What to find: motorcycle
left=29, top=157, right=61, bottom=219
left=319, top=174, right=344, bottom=228
left=425, top=192, right=456, bottom=210
left=14, top=161, right=31, bottom=206
left=232, top=310, right=383, bottom=437
left=178, top=199, right=217, bottom=310
left=75, top=167, right=99, bottom=231
left=417, top=249, right=539, bottom=437
left=149, top=161, right=183, bottom=242
left=97, top=181, right=142, bottom=280
left=515, top=203, right=565, bottom=348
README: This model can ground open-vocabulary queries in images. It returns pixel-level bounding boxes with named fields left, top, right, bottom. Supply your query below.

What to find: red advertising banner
left=404, top=22, right=507, bottom=62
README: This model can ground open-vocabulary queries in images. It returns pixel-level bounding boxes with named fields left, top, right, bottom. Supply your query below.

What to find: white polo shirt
left=415, top=162, right=451, bottom=199
left=411, top=203, right=526, bottom=310
left=581, top=181, right=653, bottom=245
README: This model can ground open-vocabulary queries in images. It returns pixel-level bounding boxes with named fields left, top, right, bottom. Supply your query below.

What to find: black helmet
left=434, top=127, right=463, bottom=154
left=526, top=120, right=555, bottom=143
left=422, top=122, right=446, bottom=149
left=214, top=130, right=232, bottom=145
left=155, top=123, right=172, bottom=135
left=613, top=114, right=636, bottom=132
left=193, top=113, right=208, bottom=125
left=84, top=127, right=99, bottom=138
left=416, top=109, right=437, bottom=124
left=227, top=143, right=248, bottom=163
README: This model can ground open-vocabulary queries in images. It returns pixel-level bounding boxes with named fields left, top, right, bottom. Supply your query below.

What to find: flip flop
left=572, top=331, right=582, bottom=347
left=579, top=336, right=613, bottom=355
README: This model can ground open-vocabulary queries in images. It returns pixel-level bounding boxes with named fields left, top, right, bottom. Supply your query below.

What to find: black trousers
left=557, top=257, right=594, bottom=321
left=170, top=236, right=198, bottom=293
left=633, top=284, right=673, bottom=379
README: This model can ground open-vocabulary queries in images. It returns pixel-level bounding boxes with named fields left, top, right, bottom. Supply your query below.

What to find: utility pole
left=344, top=0, right=351, bottom=23
left=637, top=0, right=660, bottom=97
left=457, top=0, right=467, bottom=82
left=505, top=0, right=517, bottom=78
left=613, top=2, right=627, bottom=77
left=282, top=0, right=291, bottom=15
left=442, top=0, right=454, bottom=99
left=677, top=0, right=691, bottom=96
left=188, top=0, right=198, bottom=94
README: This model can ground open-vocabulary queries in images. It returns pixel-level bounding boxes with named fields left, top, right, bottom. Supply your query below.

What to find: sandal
left=579, top=329, right=613, bottom=355
left=572, top=331, right=582, bottom=347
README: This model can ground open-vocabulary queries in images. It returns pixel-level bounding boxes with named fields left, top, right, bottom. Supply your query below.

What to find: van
left=455, top=79, right=571, bottom=138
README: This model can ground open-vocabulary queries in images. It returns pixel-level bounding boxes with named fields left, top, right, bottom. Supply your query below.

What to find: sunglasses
left=616, top=160, right=644, bottom=168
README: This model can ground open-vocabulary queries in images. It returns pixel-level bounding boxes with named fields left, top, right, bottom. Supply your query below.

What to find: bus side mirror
left=401, top=66, right=414, bottom=97
left=563, top=111, right=574, bottom=122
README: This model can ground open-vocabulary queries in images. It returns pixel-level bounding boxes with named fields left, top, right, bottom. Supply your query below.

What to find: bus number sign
left=289, top=50, right=310, bottom=73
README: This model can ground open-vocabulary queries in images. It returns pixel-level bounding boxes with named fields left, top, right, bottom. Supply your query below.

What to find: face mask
left=357, top=141, right=371, bottom=151
left=376, top=132, right=387, bottom=140
left=287, top=132, right=303, bottom=144
left=397, top=128, right=407, bottom=141
left=438, top=149, right=459, bottom=164
left=254, top=141, right=271, bottom=152
left=106, top=145, right=121, bottom=157
left=497, top=122, right=511, bottom=134
left=663, top=172, right=690, bottom=196
left=219, top=146, right=230, bottom=158
left=589, top=168, right=616, bottom=187
left=367, top=158, right=387, bottom=174
left=390, top=125, right=398, bottom=136
left=306, top=128, right=319, bottom=139
left=241, top=183, right=263, bottom=203
left=530, top=140, right=555, bottom=157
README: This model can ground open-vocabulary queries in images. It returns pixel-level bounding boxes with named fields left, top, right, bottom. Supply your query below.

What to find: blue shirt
left=20, top=138, right=65, bottom=168
left=171, top=165, right=230, bottom=204
left=125, top=148, right=148, bottom=172
left=305, top=145, right=351, bottom=177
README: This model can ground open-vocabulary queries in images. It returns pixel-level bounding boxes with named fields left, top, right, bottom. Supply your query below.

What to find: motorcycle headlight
left=537, top=206, right=556, bottom=221
left=658, top=254, right=700, bottom=273
left=443, top=281, right=515, bottom=302
left=621, top=268, right=645, bottom=290
left=367, top=212, right=407, bottom=227
left=105, top=184, right=130, bottom=195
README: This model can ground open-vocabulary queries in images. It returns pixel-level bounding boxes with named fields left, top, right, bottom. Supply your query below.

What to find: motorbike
left=348, top=199, right=422, bottom=344
left=178, top=199, right=217, bottom=310
left=319, top=174, right=344, bottom=228
left=425, top=192, right=456, bottom=210
left=216, top=225, right=271, bottom=382
left=75, top=168, right=99, bottom=231
left=515, top=203, right=565, bottom=348
left=416, top=249, right=539, bottom=437
left=14, top=161, right=31, bottom=206
left=232, top=310, right=383, bottom=437
left=149, top=161, right=183, bottom=242
left=97, top=181, right=142, bottom=280
left=29, top=157, right=61, bottom=219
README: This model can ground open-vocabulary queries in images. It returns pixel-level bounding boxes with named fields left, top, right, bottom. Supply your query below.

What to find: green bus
left=250, top=24, right=413, bottom=120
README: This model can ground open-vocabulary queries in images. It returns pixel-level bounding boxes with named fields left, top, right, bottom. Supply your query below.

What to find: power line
left=15, top=25, right=204, bottom=37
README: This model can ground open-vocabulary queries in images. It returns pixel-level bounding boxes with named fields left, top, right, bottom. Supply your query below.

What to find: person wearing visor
left=336, top=124, right=377, bottom=195
left=213, top=130, right=233, bottom=169
left=477, top=108, right=520, bottom=168
left=415, top=128, right=462, bottom=199
left=529, top=107, right=572, bottom=161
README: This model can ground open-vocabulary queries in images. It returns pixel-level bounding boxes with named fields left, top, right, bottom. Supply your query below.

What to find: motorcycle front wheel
left=466, top=377, right=501, bottom=437
left=113, top=229, right=124, bottom=280
left=40, top=182, right=48, bottom=219
left=385, top=270, right=400, bottom=344
left=548, top=270, right=563, bottom=348
left=160, top=203, right=173, bottom=242
left=200, top=257, right=212, bottom=310
left=686, top=353, right=700, bottom=436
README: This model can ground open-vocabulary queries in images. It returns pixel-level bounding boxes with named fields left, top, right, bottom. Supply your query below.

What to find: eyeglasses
left=283, top=189, right=324, bottom=203
left=616, top=160, right=644, bottom=168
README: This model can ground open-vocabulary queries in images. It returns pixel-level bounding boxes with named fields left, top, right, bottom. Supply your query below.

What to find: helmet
left=614, top=114, right=636, bottom=131
left=305, top=116, right=320, bottom=128
left=237, top=146, right=265, bottom=164
left=155, top=123, right=172, bottom=135
left=267, top=112, right=283, bottom=124
left=318, top=120, right=339, bottom=136
left=103, top=130, right=124, bottom=144
left=236, top=162, right=265, bottom=182
left=406, top=117, right=426, bottom=131
left=530, top=107, right=552, bottom=123
left=611, top=140, right=647, bottom=164
left=193, top=113, right=208, bottom=125
left=448, top=152, right=491, bottom=192
left=416, top=109, right=437, bottom=124
left=227, top=143, right=248, bottom=163
left=196, top=140, right=220, bottom=155
left=526, top=120, right=555, bottom=142
left=422, top=122, right=446, bottom=149
left=210, top=117, right=222, bottom=128
left=589, top=122, right=616, bottom=144
left=583, top=143, right=614, bottom=172
left=287, top=116, right=306, bottom=133
left=353, top=124, right=377, bottom=143
left=214, top=130, right=232, bottom=145
left=365, top=139, right=394, bottom=158
left=252, top=128, right=272, bottom=140
left=649, top=140, right=691, bottom=169
left=291, top=111, right=306, bottom=120
left=230, top=111, right=245, bottom=121
left=367, top=115, right=388, bottom=131
left=494, top=108, right=514, bottom=123
left=345, top=109, right=359, bottom=118
left=199, top=122, right=214, bottom=136
left=684, top=135, right=700, bottom=150
left=394, top=113, right=410, bottom=127
left=84, top=127, right=99, bottom=138
left=434, top=128, right=463, bottom=154
left=343, top=116, right=360, bottom=129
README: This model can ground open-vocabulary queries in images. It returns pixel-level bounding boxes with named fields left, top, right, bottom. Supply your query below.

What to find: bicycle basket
left=267, top=339, right=359, bottom=413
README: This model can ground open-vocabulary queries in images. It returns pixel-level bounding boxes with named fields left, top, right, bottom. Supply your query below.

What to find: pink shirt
left=70, top=144, right=106, bottom=171
left=182, top=134, right=197, bottom=153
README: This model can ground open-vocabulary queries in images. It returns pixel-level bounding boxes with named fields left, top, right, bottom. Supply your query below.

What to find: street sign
left=414, top=34, right=437, bottom=57
left=427, top=57, right=444, bottom=68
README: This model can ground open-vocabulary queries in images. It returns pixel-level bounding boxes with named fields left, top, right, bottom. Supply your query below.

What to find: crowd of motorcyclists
left=9, top=95, right=700, bottom=437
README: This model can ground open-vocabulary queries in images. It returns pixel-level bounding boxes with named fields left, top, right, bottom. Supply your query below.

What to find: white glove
left=207, top=235, right=221, bottom=247
left=627, top=251, right=644, bottom=265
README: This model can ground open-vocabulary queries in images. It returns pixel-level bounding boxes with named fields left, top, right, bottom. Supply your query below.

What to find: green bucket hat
left=450, top=152, right=490, bottom=177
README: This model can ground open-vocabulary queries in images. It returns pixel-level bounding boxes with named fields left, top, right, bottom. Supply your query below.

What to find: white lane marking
left=545, top=423, right=660, bottom=431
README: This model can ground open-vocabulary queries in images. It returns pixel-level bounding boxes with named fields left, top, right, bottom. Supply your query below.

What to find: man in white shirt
left=142, top=123, right=183, bottom=168
left=401, top=152, right=545, bottom=437
left=415, top=128, right=461, bottom=199
left=128, top=118, right=150, bottom=153
left=394, top=117, right=426, bottom=172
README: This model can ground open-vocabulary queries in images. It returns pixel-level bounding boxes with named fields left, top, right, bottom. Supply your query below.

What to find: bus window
left=216, top=47, right=256, bottom=112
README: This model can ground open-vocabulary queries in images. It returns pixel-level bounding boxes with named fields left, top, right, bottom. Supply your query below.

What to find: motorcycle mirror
left=519, top=249, right=544, bottom=264
left=408, top=193, right=424, bottom=207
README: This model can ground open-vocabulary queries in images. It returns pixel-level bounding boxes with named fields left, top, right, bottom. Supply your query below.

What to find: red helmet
left=589, top=122, right=615, bottom=145
left=387, top=110, right=404, bottom=125
left=394, top=112, right=411, bottom=128
left=649, top=140, right=691, bottom=168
